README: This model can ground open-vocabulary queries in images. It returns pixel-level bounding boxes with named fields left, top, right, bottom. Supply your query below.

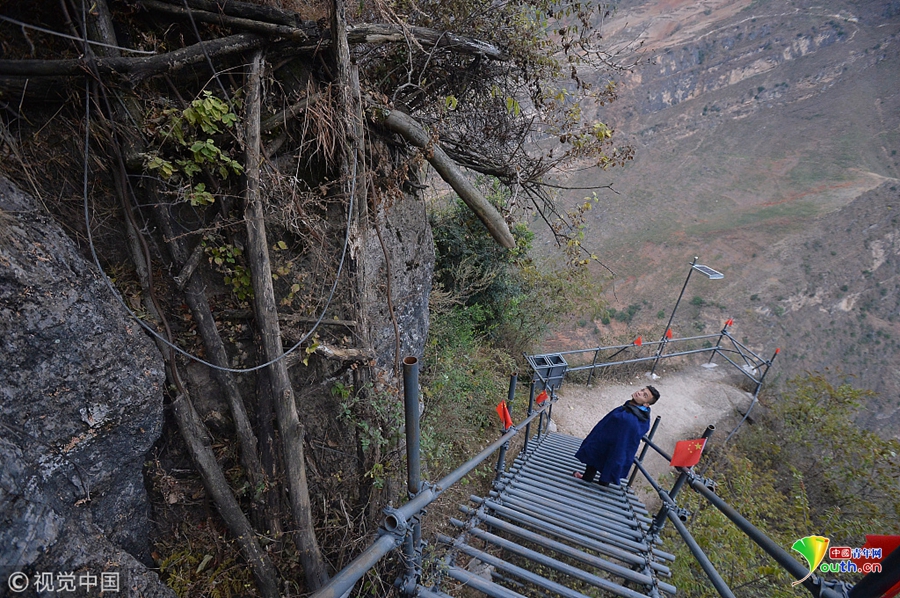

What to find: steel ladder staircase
left=427, top=432, right=677, bottom=598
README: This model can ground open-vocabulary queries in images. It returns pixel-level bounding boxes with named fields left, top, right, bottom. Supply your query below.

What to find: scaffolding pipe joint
left=698, top=476, right=718, bottom=492
left=382, top=506, right=409, bottom=538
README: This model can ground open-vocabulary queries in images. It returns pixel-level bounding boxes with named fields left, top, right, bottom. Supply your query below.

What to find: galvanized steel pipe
left=629, top=416, right=661, bottom=486
left=401, top=356, right=422, bottom=594
left=467, top=496, right=674, bottom=571
left=403, top=356, right=422, bottom=498
left=456, top=506, right=676, bottom=593
left=688, top=477, right=847, bottom=598
left=651, top=425, right=715, bottom=534
left=452, top=521, right=655, bottom=598
left=446, top=566, right=524, bottom=598
left=494, top=373, right=517, bottom=482
left=310, top=533, right=401, bottom=598
left=310, top=405, right=548, bottom=598
left=633, top=460, right=735, bottom=598
left=438, top=533, right=595, bottom=598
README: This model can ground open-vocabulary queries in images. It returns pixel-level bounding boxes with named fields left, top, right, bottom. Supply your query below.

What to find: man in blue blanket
left=573, top=385, right=660, bottom=486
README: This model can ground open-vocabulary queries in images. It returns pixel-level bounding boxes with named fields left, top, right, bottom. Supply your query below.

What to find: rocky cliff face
left=0, top=177, right=173, bottom=597
left=364, top=193, right=434, bottom=370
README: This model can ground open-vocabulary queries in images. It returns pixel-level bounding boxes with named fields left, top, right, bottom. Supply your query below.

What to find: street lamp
left=649, top=257, right=723, bottom=377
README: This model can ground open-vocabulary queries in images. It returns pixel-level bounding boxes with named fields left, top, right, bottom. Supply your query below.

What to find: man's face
left=631, top=387, right=655, bottom=406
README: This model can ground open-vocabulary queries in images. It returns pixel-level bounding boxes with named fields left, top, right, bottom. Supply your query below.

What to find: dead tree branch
left=376, top=106, right=516, bottom=248
left=0, top=33, right=265, bottom=82
left=170, top=392, right=280, bottom=598
left=346, top=24, right=506, bottom=59
left=243, top=51, right=329, bottom=590
left=138, top=0, right=314, bottom=41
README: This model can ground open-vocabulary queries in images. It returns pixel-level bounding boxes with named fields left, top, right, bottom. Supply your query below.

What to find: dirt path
left=549, top=363, right=755, bottom=501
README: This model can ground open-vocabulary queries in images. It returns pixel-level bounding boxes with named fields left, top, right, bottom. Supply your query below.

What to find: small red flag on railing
left=665, top=328, right=673, bottom=339
left=634, top=336, right=642, bottom=346
left=670, top=438, right=707, bottom=467
left=535, top=390, right=548, bottom=405
left=496, top=401, right=513, bottom=430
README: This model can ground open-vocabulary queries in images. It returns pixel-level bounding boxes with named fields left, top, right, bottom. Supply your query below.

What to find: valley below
left=539, top=0, right=900, bottom=437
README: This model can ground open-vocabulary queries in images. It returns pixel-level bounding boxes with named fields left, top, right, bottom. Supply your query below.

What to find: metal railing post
left=651, top=257, right=697, bottom=377
left=755, top=347, right=780, bottom=396
left=523, top=381, right=536, bottom=453
left=724, top=348, right=781, bottom=444
left=494, top=373, right=517, bottom=483
left=545, top=394, right=553, bottom=435
left=311, top=409, right=545, bottom=598
left=628, top=416, right=661, bottom=487
left=707, top=320, right=729, bottom=364
left=632, top=460, right=736, bottom=598
left=587, top=347, right=600, bottom=386
left=401, top=356, right=422, bottom=595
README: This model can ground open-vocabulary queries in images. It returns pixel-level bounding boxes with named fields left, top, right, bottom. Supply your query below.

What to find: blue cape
left=574, top=402, right=651, bottom=484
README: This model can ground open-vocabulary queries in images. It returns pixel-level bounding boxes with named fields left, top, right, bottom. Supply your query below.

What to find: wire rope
left=181, top=0, right=231, bottom=103
left=0, top=14, right=156, bottom=55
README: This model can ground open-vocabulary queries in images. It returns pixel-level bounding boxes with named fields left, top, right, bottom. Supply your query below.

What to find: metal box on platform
left=529, top=353, right=567, bottom=391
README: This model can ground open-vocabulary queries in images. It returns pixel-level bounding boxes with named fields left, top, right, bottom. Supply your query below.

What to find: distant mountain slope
left=740, top=182, right=900, bottom=434
left=545, top=0, right=900, bottom=436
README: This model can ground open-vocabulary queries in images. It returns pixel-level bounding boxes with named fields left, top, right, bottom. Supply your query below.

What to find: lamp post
left=649, top=257, right=723, bottom=377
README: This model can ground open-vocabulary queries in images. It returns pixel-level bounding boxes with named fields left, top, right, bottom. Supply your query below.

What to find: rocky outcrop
left=363, top=190, right=435, bottom=370
left=0, top=177, right=173, bottom=597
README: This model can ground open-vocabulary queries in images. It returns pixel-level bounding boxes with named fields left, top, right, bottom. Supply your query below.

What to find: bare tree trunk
left=255, top=369, right=286, bottom=542
left=243, top=51, right=329, bottom=591
left=153, top=199, right=265, bottom=492
left=332, top=0, right=382, bottom=521
left=170, top=393, right=281, bottom=598
left=113, top=148, right=278, bottom=598
left=332, top=0, right=370, bottom=345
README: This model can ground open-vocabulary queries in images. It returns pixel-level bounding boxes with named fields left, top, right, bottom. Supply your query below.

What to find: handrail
left=528, top=324, right=779, bottom=441
left=632, top=432, right=849, bottom=598
left=532, top=325, right=774, bottom=390
left=686, top=475, right=847, bottom=598
left=309, top=402, right=551, bottom=598
left=632, top=459, right=736, bottom=598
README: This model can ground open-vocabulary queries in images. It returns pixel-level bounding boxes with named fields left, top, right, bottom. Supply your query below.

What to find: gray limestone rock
left=0, top=177, right=173, bottom=597
left=363, top=192, right=435, bottom=370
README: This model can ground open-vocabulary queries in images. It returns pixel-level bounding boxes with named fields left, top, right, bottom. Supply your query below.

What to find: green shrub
left=423, top=186, right=604, bottom=473
left=430, top=188, right=602, bottom=354
left=669, top=375, right=900, bottom=597
left=420, top=302, right=515, bottom=475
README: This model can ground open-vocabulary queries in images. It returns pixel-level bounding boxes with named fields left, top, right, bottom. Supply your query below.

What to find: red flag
left=496, top=401, right=513, bottom=430
left=535, top=390, right=548, bottom=405
left=670, top=438, right=707, bottom=468
left=633, top=336, right=642, bottom=346
left=725, top=318, right=733, bottom=327
left=665, top=328, right=673, bottom=339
